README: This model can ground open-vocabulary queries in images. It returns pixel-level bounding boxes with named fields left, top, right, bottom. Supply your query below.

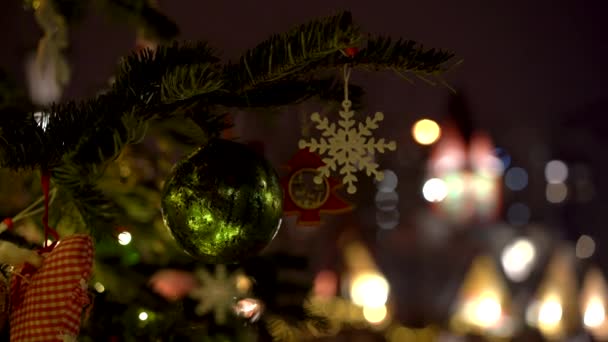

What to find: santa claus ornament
left=282, top=149, right=353, bottom=225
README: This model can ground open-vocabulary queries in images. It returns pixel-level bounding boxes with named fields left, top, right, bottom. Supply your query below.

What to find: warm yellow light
left=94, top=282, right=105, bottom=293
left=412, top=119, right=441, bottom=145
left=363, top=305, right=388, bottom=324
left=538, top=298, right=562, bottom=328
left=118, top=231, right=132, bottom=245
left=350, top=273, right=390, bottom=308
left=473, top=296, right=502, bottom=328
left=584, top=297, right=606, bottom=328
left=138, top=311, right=148, bottom=321
left=236, top=274, right=253, bottom=293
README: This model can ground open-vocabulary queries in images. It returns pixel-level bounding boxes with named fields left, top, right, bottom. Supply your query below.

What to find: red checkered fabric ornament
left=10, top=234, right=94, bottom=341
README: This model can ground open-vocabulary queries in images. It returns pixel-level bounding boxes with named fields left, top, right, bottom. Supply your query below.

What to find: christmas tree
left=0, top=1, right=455, bottom=341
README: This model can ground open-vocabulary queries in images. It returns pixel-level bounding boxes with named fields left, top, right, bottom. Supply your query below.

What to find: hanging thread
left=342, top=64, right=353, bottom=113
left=41, top=170, right=59, bottom=250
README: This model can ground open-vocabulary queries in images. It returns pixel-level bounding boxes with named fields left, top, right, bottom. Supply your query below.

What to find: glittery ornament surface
left=161, top=139, right=283, bottom=263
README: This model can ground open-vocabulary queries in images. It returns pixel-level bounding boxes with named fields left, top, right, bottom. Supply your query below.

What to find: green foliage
left=223, top=11, right=359, bottom=92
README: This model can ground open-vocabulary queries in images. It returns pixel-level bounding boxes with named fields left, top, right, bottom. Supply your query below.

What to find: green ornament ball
left=161, top=139, right=283, bottom=263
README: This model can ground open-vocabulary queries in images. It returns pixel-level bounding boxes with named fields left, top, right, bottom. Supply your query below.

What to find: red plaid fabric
left=10, top=234, right=94, bottom=341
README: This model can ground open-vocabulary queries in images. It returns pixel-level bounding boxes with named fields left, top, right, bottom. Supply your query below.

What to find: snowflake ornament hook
left=298, top=65, right=397, bottom=194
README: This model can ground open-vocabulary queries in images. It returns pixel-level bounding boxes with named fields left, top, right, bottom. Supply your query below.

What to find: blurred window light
left=412, top=119, right=441, bottom=145
left=576, top=235, right=596, bottom=259
left=501, top=238, right=536, bottom=282
left=376, top=169, right=398, bottom=192
left=363, top=305, right=388, bottom=324
left=376, top=210, right=400, bottom=230
left=507, top=203, right=531, bottom=226
left=546, top=183, right=568, bottom=203
left=350, top=273, right=390, bottom=308
left=505, top=167, right=528, bottom=191
left=584, top=297, right=606, bottom=328
left=375, top=191, right=399, bottom=211
left=422, top=178, right=448, bottom=202
left=545, top=160, right=569, bottom=184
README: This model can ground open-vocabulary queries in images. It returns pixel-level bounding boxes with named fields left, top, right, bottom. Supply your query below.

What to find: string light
left=138, top=311, right=149, bottom=321
left=94, top=282, right=105, bottom=293
left=118, top=231, right=132, bottom=245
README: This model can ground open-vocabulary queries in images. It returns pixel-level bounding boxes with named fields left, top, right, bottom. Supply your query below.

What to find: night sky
left=2, top=0, right=608, bottom=324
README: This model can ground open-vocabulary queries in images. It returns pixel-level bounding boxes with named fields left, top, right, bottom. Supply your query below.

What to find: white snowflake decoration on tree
left=189, top=265, right=250, bottom=324
left=298, top=99, right=396, bottom=194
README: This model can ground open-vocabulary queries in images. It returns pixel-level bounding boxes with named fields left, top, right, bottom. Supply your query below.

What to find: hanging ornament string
left=40, top=171, right=59, bottom=251
left=0, top=187, right=57, bottom=234
left=342, top=64, right=352, bottom=109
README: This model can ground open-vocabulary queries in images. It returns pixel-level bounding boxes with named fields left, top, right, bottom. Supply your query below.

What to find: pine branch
left=115, top=42, right=220, bottom=106
left=52, top=162, right=121, bottom=238
left=355, top=36, right=455, bottom=74
left=223, top=11, right=360, bottom=93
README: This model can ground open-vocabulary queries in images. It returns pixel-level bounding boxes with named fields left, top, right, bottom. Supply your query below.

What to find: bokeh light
left=464, top=294, right=503, bottom=328
left=234, top=298, right=263, bottom=322
left=363, top=305, right=388, bottom=324
left=375, top=191, right=399, bottom=211
left=94, top=282, right=105, bottom=293
left=350, top=273, right=390, bottom=308
left=501, top=238, right=536, bottom=282
left=576, top=235, right=596, bottom=259
left=584, top=297, right=606, bottom=328
left=412, top=119, right=441, bottom=145
left=422, top=178, right=448, bottom=202
left=538, top=298, right=562, bottom=328
left=545, top=160, right=568, bottom=184
left=507, top=203, right=531, bottom=226
left=504, top=167, right=528, bottom=191
left=138, top=311, right=149, bottom=321
left=546, top=183, right=568, bottom=203
left=376, top=169, right=398, bottom=192
left=376, top=210, right=400, bottom=230
left=118, top=231, right=132, bottom=245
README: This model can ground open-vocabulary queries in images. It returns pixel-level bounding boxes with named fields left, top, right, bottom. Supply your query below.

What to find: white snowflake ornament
left=299, top=99, right=396, bottom=194
left=189, top=265, right=250, bottom=324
